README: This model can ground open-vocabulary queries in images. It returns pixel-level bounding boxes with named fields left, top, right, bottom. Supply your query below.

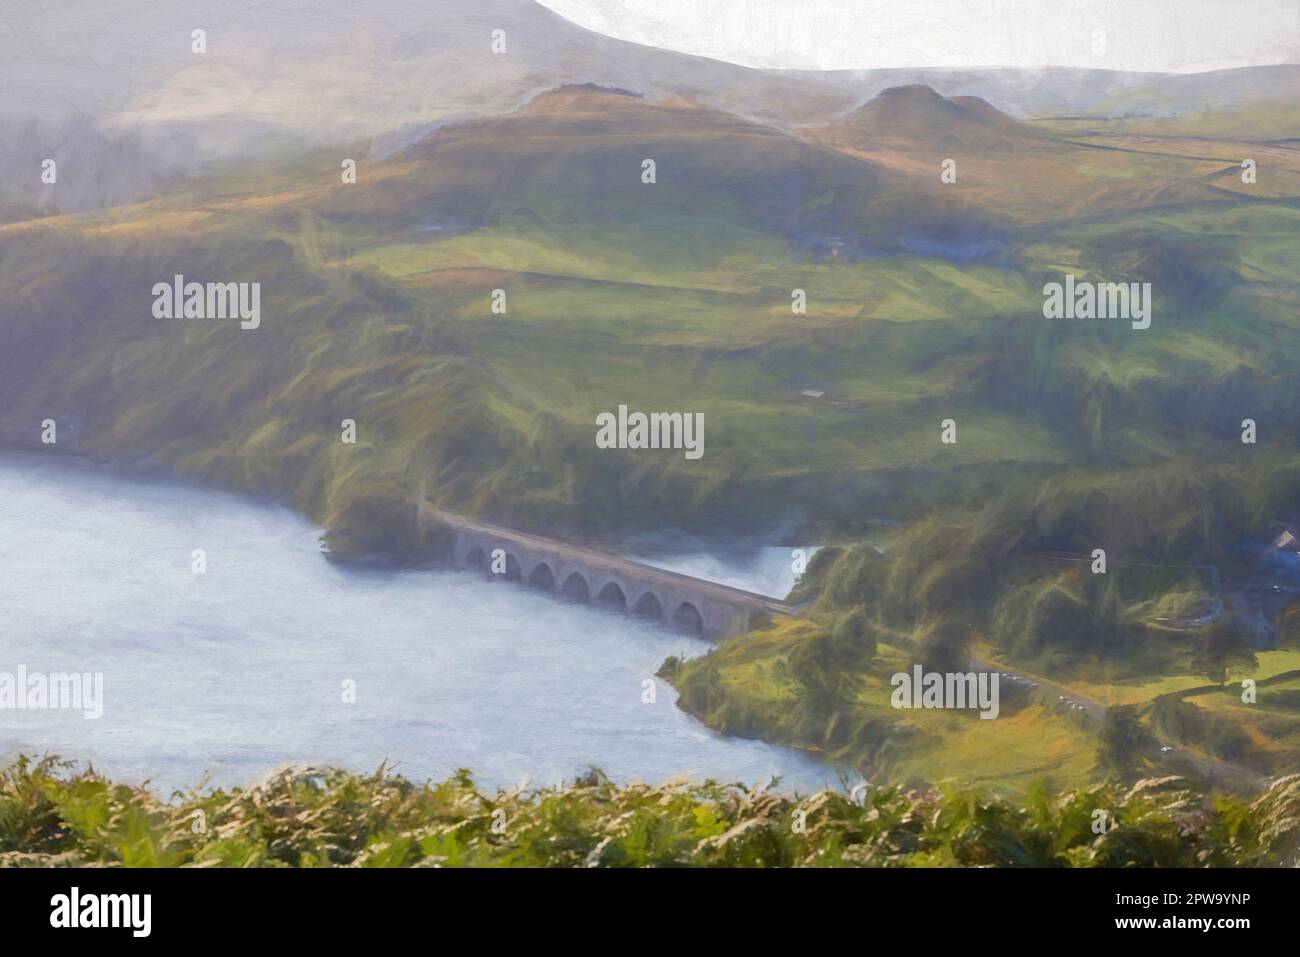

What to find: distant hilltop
left=814, top=83, right=1040, bottom=148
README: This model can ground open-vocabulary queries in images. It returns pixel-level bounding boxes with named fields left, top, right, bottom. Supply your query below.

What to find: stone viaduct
left=418, top=504, right=793, bottom=639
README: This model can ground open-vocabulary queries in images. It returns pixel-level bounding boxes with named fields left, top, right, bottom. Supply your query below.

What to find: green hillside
left=3, top=84, right=1300, bottom=796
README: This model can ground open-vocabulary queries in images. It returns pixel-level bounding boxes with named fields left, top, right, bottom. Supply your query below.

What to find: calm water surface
left=0, top=453, right=840, bottom=795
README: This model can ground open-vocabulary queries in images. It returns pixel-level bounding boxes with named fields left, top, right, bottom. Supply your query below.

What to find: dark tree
left=1191, top=614, right=1257, bottom=688
left=1094, top=705, right=1157, bottom=783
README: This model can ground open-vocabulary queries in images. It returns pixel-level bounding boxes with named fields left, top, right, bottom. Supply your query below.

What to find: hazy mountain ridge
left=3, top=0, right=1298, bottom=214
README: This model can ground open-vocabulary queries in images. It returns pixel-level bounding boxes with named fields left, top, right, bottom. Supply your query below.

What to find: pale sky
left=537, top=0, right=1300, bottom=73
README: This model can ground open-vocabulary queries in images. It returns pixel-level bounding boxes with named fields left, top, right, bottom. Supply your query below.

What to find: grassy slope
left=667, top=618, right=1097, bottom=797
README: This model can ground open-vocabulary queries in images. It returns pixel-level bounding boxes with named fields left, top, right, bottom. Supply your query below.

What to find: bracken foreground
left=2, top=756, right=1298, bottom=867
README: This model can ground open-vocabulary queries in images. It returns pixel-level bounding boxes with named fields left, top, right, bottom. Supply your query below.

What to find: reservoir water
left=0, top=453, right=839, bottom=795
